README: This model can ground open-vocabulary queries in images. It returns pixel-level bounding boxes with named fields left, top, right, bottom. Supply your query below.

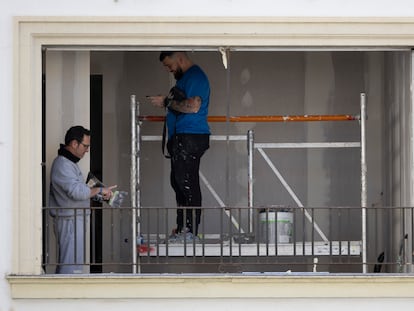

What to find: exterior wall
left=3, top=1, right=414, bottom=310
left=9, top=298, right=414, bottom=311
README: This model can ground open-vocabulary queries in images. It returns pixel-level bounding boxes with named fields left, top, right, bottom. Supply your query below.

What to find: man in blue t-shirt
left=148, top=51, right=210, bottom=241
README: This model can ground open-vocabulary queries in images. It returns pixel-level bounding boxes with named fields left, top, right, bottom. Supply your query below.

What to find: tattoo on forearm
left=171, top=96, right=201, bottom=113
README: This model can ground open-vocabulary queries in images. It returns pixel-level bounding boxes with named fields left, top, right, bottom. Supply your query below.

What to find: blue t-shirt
left=166, top=65, right=210, bottom=138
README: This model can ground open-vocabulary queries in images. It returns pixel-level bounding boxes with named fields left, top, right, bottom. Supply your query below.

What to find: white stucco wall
left=2, top=1, right=414, bottom=310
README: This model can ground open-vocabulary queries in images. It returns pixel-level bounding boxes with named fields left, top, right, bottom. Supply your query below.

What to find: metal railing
left=41, top=92, right=414, bottom=274
left=42, top=205, right=414, bottom=274
left=132, top=93, right=368, bottom=272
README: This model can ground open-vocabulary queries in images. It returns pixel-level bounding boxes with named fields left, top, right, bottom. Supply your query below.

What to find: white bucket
left=259, top=210, right=293, bottom=243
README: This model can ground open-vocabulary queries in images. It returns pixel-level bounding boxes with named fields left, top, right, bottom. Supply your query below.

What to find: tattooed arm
left=147, top=95, right=201, bottom=113
left=168, top=96, right=201, bottom=113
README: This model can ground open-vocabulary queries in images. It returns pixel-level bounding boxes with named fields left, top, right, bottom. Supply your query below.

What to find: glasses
left=79, top=142, right=90, bottom=149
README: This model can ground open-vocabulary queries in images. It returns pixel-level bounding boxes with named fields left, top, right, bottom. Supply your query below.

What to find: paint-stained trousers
left=54, top=214, right=90, bottom=274
left=168, top=133, right=209, bottom=235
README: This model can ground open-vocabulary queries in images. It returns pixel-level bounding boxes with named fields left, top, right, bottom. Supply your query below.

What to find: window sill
left=7, top=274, right=414, bottom=299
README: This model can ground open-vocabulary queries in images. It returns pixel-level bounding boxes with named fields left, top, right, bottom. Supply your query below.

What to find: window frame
left=10, top=16, right=414, bottom=299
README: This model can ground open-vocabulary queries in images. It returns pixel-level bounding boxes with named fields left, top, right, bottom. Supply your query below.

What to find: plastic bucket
left=259, top=209, right=293, bottom=243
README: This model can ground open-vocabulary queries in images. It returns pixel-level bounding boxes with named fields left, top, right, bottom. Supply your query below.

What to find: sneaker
left=168, top=228, right=186, bottom=243
left=179, top=231, right=195, bottom=242
left=168, top=228, right=180, bottom=243
left=168, top=228, right=199, bottom=243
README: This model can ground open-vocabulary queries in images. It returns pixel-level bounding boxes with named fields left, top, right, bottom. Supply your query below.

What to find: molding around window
left=8, top=274, right=414, bottom=299
left=11, top=16, right=414, bottom=280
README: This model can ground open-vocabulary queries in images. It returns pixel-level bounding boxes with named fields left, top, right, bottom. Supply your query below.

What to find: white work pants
left=54, top=214, right=90, bottom=274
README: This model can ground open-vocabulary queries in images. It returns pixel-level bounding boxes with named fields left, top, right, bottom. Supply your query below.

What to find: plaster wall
left=87, top=51, right=387, bottom=273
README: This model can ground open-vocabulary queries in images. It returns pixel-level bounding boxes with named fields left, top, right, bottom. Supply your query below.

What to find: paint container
left=259, top=207, right=293, bottom=243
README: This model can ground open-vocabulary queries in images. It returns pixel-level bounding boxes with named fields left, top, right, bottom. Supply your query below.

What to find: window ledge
left=7, top=274, right=414, bottom=299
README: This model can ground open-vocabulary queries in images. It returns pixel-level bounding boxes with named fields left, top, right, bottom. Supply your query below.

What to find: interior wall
left=304, top=52, right=334, bottom=207
left=45, top=51, right=91, bottom=180
left=45, top=50, right=91, bottom=272
left=88, top=50, right=392, bottom=272
left=383, top=51, right=413, bottom=271
left=91, top=51, right=229, bottom=271
left=384, top=52, right=412, bottom=207
left=40, top=48, right=412, bottom=274
left=364, top=52, right=386, bottom=267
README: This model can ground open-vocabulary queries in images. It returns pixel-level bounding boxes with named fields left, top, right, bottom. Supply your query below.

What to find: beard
left=173, top=67, right=184, bottom=80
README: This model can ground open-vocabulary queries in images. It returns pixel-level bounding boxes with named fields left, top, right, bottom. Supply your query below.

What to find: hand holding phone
left=146, top=95, right=165, bottom=108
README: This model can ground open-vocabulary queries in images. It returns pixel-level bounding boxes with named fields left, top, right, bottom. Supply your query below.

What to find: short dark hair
left=64, top=125, right=90, bottom=145
left=159, top=51, right=186, bottom=62
left=159, top=51, right=175, bottom=62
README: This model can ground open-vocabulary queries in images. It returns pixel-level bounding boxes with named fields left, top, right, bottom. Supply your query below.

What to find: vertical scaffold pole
left=247, top=130, right=254, bottom=233
left=360, top=92, right=368, bottom=273
left=136, top=98, right=142, bottom=274
left=130, top=95, right=138, bottom=273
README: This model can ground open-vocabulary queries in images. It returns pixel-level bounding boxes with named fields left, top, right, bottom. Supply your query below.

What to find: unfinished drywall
left=40, top=49, right=411, bottom=273
left=87, top=50, right=404, bottom=272
left=382, top=51, right=413, bottom=271
left=44, top=50, right=91, bottom=273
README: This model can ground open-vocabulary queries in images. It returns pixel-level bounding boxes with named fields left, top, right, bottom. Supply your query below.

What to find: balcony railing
left=130, top=92, right=369, bottom=272
left=42, top=92, right=414, bottom=274
left=42, top=205, right=414, bottom=274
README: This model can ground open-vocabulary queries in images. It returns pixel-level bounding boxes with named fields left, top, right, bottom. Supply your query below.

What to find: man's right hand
left=102, top=185, right=117, bottom=201
left=91, top=185, right=117, bottom=200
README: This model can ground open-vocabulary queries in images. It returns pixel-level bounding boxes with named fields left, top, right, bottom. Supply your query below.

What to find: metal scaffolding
left=130, top=92, right=367, bottom=273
